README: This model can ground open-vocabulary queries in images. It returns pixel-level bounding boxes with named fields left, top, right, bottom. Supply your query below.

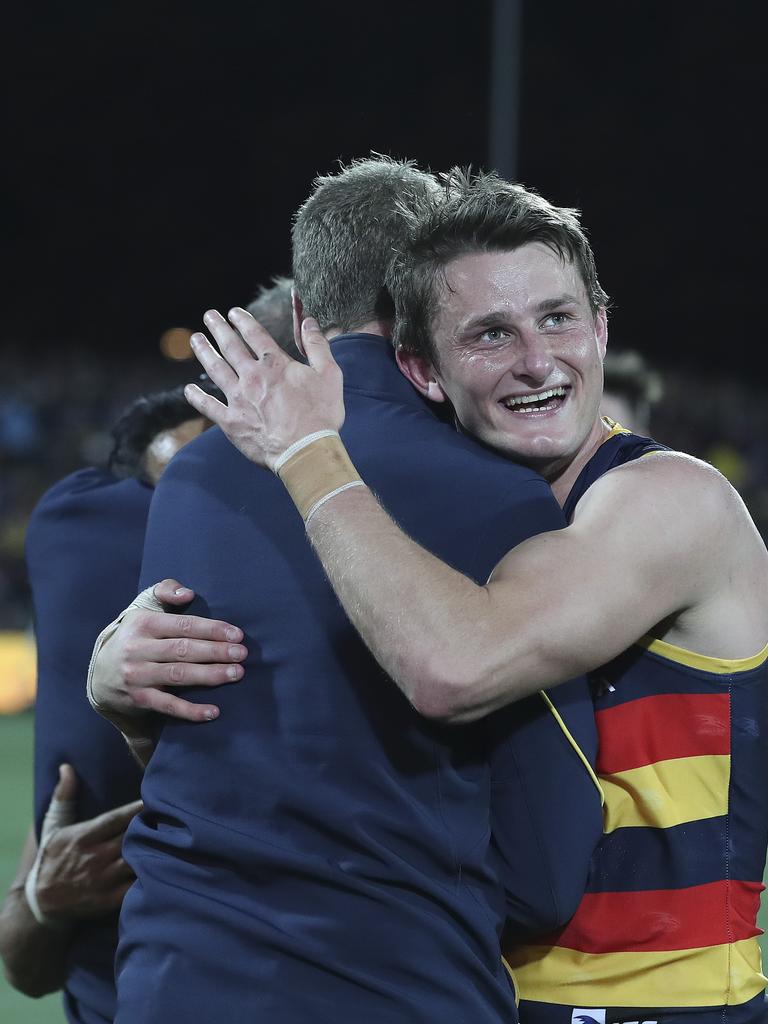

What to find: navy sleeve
left=486, top=680, right=602, bottom=938
left=27, top=470, right=148, bottom=833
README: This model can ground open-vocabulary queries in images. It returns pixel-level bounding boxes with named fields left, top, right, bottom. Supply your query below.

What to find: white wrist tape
left=24, top=795, right=76, bottom=928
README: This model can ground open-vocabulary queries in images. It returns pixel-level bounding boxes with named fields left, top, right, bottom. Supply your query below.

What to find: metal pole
left=488, top=0, right=523, bottom=181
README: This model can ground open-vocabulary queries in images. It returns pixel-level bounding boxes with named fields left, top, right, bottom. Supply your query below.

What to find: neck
left=545, top=417, right=612, bottom=507
left=326, top=318, right=393, bottom=341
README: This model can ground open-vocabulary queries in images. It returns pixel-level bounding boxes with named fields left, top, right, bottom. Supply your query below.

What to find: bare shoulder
left=574, top=449, right=749, bottom=535
left=573, top=448, right=768, bottom=656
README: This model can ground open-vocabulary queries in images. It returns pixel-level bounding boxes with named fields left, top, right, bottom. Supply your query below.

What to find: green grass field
left=0, top=713, right=63, bottom=1023
left=2, top=710, right=767, bottom=1021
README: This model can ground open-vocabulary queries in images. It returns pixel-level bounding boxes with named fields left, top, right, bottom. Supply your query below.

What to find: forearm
left=0, top=887, right=71, bottom=997
left=0, top=831, right=70, bottom=998
left=306, top=485, right=528, bottom=720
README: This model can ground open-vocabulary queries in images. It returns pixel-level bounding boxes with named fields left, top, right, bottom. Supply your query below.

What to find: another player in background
left=600, top=348, right=662, bottom=436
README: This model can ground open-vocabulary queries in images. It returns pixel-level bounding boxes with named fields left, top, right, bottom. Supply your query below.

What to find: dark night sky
left=4, top=2, right=763, bottom=372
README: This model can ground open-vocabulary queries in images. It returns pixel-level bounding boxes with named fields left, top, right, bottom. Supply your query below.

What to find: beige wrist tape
left=275, top=431, right=364, bottom=523
left=86, top=586, right=164, bottom=744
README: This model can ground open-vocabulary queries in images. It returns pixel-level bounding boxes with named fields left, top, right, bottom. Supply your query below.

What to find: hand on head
left=184, top=308, right=345, bottom=472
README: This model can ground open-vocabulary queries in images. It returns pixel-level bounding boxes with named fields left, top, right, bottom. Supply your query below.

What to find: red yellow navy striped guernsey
left=506, top=423, right=768, bottom=1022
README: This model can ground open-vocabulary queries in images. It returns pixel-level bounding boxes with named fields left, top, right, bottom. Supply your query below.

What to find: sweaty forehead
left=436, top=244, right=584, bottom=325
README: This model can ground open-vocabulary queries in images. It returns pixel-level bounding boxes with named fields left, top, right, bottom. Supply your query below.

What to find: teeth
left=503, top=387, right=566, bottom=409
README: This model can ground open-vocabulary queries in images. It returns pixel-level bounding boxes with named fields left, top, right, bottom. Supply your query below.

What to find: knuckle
left=132, top=688, right=151, bottom=709
left=161, top=695, right=179, bottom=716
left=174, top=637, right=189, bottom=658
left=133, top=611, right=151, bottom=632
left=121, top=637, right=137, bottom=659
left=121, top=661, right=137, bottom=684
left=168, top=663, right=186, bottom=683
left=176, top=615, right=193, bottom=633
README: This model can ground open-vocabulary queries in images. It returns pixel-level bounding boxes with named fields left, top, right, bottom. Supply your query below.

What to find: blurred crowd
left=1, top=348, right=767, bottom=631
left=0, top=349, right=191, bottom=629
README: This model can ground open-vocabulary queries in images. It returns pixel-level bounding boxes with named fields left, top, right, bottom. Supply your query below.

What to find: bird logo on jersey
left=571, top=1012, right=657, bottom=1024
left=572, top=1010, right=606, bottom=1024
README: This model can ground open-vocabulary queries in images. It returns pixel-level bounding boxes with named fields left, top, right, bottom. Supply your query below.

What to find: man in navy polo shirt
left=93, top=158, right=601, bottom=1024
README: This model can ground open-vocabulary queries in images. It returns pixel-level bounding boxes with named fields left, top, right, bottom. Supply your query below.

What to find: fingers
left=185, top=382, right=225, bottom=424
left=152, top=579, right=195, bottom=605
left=126, top=658, right=244, bottom=691
left=204, top=309, right=251, bottom=367
left=86, top=799, right=144, bottom=840
left=53, top=763, right=78, bottom=802
left=300, top=317, right=337, bottom=372
left=129, top=686, right=222, bottom=723
left=225, top=307, right=288, bottom=365
left=138, top=636, right=246, bottom=666
left=133, top=609, right=243, bottom=644
left=189, top=329, right=240, bottom=392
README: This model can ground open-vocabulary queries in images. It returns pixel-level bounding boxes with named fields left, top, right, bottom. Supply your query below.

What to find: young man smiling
left=184, top=170, right=768, bottom=1021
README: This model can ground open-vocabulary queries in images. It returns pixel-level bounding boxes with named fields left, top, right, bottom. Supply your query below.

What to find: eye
left=542, top=312, right=571, bottom=328
left=479, top=327, right=506, bottom=343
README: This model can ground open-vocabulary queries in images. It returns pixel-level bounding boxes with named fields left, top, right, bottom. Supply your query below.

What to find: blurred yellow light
left=160, top=327, right=194, bottom=361
left=0, top=631, right=36, bottom=714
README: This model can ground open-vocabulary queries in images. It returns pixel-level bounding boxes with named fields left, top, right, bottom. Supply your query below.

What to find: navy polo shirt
left=26, top=468, right=150, bottom=1024
left=117, top=335, right=601, bottom=1023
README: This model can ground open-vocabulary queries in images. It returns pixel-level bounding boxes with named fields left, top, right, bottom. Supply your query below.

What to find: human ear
left=595, top=306, right=608, bottom=359
left=395, top=348, right=447, bottom=403
left=291, top=290, right=305, bottom=355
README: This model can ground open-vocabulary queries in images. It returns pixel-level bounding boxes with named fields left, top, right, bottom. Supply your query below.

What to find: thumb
left=301, top=318, right=336, bottom=372
left=53, top=763, right=77, bottom=802
left=152, top=578, right=195, bottom=605
left=41, top=764, right=78, bottom=840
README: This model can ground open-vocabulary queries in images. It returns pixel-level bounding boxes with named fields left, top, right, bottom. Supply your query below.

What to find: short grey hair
left=292, top=155, right=439, bottom=335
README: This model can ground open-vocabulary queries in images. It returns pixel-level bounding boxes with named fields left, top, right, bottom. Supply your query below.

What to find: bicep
left=487, top=466, right=706, bottom=688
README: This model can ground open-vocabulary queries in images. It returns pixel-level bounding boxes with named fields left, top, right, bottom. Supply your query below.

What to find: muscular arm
left=301, top=453, right=731, bottom=720
left=185, top=308, right=758, bottom=723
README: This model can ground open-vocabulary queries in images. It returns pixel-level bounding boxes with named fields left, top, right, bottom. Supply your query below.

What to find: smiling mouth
left=501, top=386, right=569, bottom=414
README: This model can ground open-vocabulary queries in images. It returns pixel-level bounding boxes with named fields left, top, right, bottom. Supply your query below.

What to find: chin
left=481, top=421, right=567, bottom=462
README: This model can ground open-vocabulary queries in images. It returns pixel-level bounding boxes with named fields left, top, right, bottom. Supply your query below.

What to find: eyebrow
left=535, top=294, right=580, bottom=313
left=458, top=294, right=581, bottom=336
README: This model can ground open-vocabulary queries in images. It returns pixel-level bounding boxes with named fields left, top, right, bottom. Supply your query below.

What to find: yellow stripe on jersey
left=600, top=416, right=632, bottom=439
left=638, top=634, right=768, bottom=674
left=538, top=690, right=604, bottom=805
left=507, top=936, right=766, bottom=1007
left=602, top=754, right=730, bottom=833
left=501, top=956, right=520, bottom=1006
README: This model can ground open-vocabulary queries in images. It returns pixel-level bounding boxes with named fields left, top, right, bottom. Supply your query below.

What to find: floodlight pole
left=489, top=0, right=523, bottom=181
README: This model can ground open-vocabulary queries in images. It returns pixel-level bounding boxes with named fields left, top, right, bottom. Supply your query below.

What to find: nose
left=511, top=331, right=555, bottom=386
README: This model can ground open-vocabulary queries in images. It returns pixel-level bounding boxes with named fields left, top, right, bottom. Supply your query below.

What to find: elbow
left=407, top=655, right=488, bottom=724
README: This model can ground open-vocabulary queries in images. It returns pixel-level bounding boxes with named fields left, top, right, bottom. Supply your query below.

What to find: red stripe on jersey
left=549, top=880, right=763, bottom=954
left=596, top=692, right=730, bottom=774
